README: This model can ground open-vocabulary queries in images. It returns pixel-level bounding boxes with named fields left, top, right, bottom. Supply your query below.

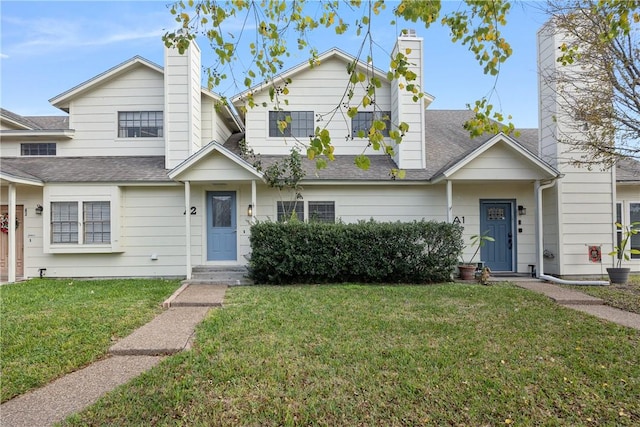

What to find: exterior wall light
left=247, top=204, right=253, bottom=216
left=518, top=205, right=526, bottom=216
left=35, top=204, right=44, bottom=215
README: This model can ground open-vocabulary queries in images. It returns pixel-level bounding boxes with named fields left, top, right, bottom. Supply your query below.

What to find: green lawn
left=62, top=284, right=639, bottom=426
left=562, top=275, right=640, bottom=314
left=0, top=278, right=180, bottom=402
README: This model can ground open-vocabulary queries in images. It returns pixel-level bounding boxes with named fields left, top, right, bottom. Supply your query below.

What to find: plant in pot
left=459, top=230, right=495, bottom=280
left=607, top=222, right=640, bottom=284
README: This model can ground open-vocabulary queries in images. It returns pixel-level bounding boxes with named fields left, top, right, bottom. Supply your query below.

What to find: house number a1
left=453, top=216, right=465, bottom=224
left=183, top=206, right=197, bottom=215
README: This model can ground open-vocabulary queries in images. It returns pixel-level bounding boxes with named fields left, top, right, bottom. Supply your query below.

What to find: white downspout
left=536, top=178, right=609, bottom=286
left=446, top=180, right=453, bottom=223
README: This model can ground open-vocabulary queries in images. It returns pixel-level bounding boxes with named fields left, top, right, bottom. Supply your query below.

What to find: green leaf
left=354, top=154, right=371, bottom=170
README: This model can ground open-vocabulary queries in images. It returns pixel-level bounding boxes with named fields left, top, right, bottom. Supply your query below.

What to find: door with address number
left=206, top=192, right=237, bottom=261
left=480, top=201, right=514, bottom=272
left=1, top=205, right=24, bottom=279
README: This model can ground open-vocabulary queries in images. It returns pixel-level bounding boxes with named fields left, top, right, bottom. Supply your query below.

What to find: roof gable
left=230, top=48, right=389, bottom=107
left=437, top=133, right=559, bottom=181
left=169, top=140, right=263, bottom=181
left=49, top=56, right=164, bottom=111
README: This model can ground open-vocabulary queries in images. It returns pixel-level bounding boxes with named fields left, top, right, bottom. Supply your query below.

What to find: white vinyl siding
left=58, top=66, right=165, bottom=157
left=240, top=56, right=391, bottom=155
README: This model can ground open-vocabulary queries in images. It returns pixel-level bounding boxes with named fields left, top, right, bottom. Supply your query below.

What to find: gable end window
left=118, top=111, right=163, bottom=138
left=21, top=143, right=56, bottom=156
left=269, top=111, right=314, bottom=138
left=352, top=111, right=391, bottom=138
left=309, top=201, right=335, bottom=223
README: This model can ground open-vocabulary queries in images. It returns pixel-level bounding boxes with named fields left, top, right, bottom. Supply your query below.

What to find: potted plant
left=459, top=230, right=495, bottom=280
left=607, top=222, right=640, bottom=284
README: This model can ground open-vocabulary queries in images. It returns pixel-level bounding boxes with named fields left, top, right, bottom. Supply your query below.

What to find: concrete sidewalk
left=1, top=284, right=227, bottom=427
left=515, top=280, right=640, bottom=330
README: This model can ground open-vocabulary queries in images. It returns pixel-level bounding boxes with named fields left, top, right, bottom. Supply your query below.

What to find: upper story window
left=269, top=111, right=314, bottom=138
left=118, top=111, right=163, bottom=138
left=21, top=143, right=56, bottom=156
left=352, top=111, right=391, bottom=138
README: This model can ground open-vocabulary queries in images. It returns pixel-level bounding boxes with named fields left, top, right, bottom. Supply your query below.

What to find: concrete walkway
left=515, top=280, right=640, bottom=330
left=0, top=284, right=227, bottom=427
left=2, top=279, right=639, bottom=426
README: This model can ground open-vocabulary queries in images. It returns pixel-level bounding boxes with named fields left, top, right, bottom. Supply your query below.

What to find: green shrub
left=249, top=220, right=463, bottom=284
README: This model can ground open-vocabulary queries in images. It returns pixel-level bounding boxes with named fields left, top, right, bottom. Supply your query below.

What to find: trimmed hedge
left=248, top=220, right=463, bottom=284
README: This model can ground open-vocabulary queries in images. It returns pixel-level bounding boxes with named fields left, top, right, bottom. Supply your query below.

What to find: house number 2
left=183, top=206, right=197, bottom=215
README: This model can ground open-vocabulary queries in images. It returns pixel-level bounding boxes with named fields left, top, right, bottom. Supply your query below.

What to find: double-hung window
left=51, top=202, right=79, bottom=244
left=51, top=201, right=110, bottom=244
left=277, top=201, right=304, bottom=222
left=269, top=111, right=314, bottom=138
left=308, top=201, right=335, bottom=223
left=118, top=111, right=163, bottom=138
left=276, top=201, right=336, bottom=223
left=351, top=111, right=391, bottom=138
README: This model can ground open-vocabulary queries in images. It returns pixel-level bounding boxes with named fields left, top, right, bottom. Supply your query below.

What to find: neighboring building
left=1, top=26, right=638, bottom=283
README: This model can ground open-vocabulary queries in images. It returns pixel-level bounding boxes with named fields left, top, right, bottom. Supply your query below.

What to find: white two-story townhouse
left=1, top=26, right=638, bottom=283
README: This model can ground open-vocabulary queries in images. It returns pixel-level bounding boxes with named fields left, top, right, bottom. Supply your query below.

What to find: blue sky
left=0, top=1, right=549, bottom=128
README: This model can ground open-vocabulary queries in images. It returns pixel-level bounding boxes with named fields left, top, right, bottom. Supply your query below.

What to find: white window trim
left=43, top=186, right=121, bottom=254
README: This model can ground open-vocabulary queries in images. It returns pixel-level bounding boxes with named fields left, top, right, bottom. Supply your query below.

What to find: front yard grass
left=562, top=275, right=640, bottom=314
left=63, top=283, right=639, bottom=426
left=0, top=278, right=179, bottom=402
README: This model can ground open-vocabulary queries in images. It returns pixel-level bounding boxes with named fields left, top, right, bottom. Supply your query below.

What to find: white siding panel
left=59, top=66, right=165, bottom=157
left=242, top=56, right=392, bottom=155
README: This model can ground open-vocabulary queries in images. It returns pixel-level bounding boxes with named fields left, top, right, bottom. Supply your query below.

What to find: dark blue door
left=480, top=201, right=513, bottom=271
left=207, top=191, right=237, bottom=261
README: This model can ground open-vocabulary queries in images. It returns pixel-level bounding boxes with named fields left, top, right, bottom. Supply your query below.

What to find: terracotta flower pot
left=458, top=264, right=476, bottom=280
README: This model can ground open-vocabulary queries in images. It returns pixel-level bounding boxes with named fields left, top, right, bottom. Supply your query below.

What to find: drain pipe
left=535, top=179, right=609, bottom=286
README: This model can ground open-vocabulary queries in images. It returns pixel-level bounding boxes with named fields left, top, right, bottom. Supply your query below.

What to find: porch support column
left=446, top=180, right=453, bottom=223
left=184, top=181, right=192, bottom=280
left=535, top=179, right=558, bottom=278
left=251, top=180, right=257, bottom=220
left=8, top=183, right=17, bottom=283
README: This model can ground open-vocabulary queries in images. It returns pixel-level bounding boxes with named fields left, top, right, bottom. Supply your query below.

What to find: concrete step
left=163, top=283, right=227, bottom=308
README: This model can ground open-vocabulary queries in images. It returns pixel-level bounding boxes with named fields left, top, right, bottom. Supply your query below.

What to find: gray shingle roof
left=24, top=115, right=69, bottom=130
left=616, top=157, right=640, bottom=182
left=1, top=156, right=171, bottom=183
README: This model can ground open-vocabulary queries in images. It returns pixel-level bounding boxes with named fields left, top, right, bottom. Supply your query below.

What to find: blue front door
left=207, top=191, right=237, bottom=261
left=480, top=201, right=514, bottom=271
